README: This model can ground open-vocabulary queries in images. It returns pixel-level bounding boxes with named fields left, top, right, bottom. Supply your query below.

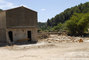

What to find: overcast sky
left=0, top=0, right=89, bottom=22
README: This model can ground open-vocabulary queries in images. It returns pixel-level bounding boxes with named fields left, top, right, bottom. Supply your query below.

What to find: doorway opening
left=27, top=31, right=32, bottom=41
left=8, top=31, right=13, bottom=42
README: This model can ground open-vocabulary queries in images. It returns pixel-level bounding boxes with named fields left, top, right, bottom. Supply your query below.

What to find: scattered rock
left=78, top=39, right=83, bottom=43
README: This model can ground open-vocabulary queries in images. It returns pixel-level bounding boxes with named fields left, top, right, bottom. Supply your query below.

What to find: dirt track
left=0, top=35, right=89, bottom=60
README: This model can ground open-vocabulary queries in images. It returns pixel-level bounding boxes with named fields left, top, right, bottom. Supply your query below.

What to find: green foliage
left=51, top=23, right=63, bottom=32
left=65, top=13, right=89, bottom=35
left=0, top=9, right=3, bottom=12
left=47, top=2, right=89, bottom=27
left=38, top=2, right=89, bottom=34
left=38, top=22, right=47, bottom=31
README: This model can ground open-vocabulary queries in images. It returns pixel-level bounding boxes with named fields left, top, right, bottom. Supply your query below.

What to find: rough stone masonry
left=0, top=6, right=38, bottom=44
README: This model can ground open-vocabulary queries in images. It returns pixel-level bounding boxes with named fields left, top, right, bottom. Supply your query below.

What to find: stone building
left=0, top=6, right=38, bottom=44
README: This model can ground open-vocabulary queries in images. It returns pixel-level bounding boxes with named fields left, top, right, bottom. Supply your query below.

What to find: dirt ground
left=0, top=35, right=89, bottom=60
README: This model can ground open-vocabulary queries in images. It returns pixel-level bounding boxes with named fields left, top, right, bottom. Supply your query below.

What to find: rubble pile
left=40, top=34, right=89, bottom=43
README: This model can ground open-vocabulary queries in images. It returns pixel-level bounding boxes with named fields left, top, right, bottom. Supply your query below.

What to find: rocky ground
left=0, top=34, right=89, bottom=60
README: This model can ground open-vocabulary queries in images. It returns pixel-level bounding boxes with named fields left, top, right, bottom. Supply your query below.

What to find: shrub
left=65, top=13, right=89, bottom=36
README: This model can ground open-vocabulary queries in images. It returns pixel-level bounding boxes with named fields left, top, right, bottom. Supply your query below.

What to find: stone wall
left=6, top=7, right=37, bottom=28
left=0, top=11, right=6, bottom=29
left=6, top=28, right=37, bottom=43
left=0, top=11, right=6, bottom=43
left=0, top=6, right=38, bottom=43
left=0, top=29, right=6, bottom=43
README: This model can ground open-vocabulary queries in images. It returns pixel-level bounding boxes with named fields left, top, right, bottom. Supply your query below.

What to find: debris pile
left=40, top=35, right=86, bottom=43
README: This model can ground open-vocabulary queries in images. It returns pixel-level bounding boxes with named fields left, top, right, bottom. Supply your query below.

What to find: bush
left=51, top=23, right=63, bottom=32
left=65, top=13, right=89, bottom=36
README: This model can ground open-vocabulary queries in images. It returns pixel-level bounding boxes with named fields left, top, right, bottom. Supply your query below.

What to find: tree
left=51, top=23, right=63, bottom=32
left=47, top=19, right=51, bottom=26
left=65, top=13, right=89, bottom=36
left=38, top=22, right=47, bottom=31
left=47, top=2, right=89, bottom=28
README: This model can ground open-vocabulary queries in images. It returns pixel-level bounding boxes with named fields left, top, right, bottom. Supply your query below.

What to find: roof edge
left=4, top=6, right=37, bottom=13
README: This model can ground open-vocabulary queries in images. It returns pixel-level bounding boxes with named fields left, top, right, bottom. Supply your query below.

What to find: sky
left=0, top=0, right=89, bottom=22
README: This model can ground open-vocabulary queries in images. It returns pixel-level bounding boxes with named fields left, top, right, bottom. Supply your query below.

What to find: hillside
left=38, top=22, right=47, bottom=31
left=47, top=2, right=89, bottom=27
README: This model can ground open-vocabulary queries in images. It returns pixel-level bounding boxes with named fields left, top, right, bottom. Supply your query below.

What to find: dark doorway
left=8, top=31, right=13, bottom=42
left=27, top=31, right=32, bottom=41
